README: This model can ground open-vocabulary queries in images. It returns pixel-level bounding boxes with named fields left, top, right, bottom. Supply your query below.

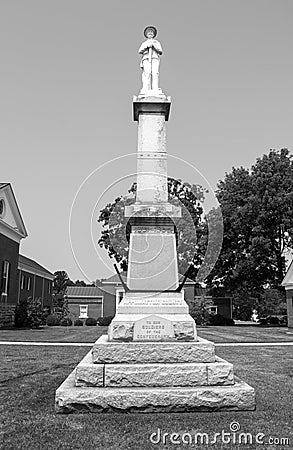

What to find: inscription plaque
left=133, top=315, right=173, bottom=341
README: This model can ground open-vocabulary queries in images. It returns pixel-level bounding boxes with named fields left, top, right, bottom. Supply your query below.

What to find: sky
left=1, top=0, right=293, bottom=282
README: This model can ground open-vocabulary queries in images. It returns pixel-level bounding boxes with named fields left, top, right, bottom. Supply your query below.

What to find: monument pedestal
left=55, top=335, right=255, bottom=413
left=108, top=292, right=196, bottom=342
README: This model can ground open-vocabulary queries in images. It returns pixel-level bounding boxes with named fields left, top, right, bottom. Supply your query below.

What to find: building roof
left=0, top=183, right=28, bottom=240
left=65, top=286, right=104, bottom=297
left=18, top=254, right=54, bottom=281
left=282, top=260, right=293, bottom=287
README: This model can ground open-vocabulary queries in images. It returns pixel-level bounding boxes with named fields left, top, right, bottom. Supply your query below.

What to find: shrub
left=85, top=317, right=97, bottom=326
left=97, top=315, right=114, bottom=326
left=267, top=316, right=279, bottom=325
left=225, top=317, right=235, bottom=326
left=60, top=317, right=73, bottom=326
left=189, top=297, right=213, bottom=326
left=14, top=298, right=29, bottom=327
left=46, top=314, right=61, bottom=326
left=41, top=307, right=51, bottom=325
left=232, top=290, right=256, bottom=320
left=279, top=315, right=288, bottom=326
left=27, top=297, right=45, bottom=329
left=74, top=319, right=84, bottom=326
left=208, top=313, right=235, bottom=326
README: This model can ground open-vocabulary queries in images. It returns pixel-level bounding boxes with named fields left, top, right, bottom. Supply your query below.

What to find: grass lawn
left=0, top=327, right=292, bottom=449
left=1, top=324, right=293, bottom=344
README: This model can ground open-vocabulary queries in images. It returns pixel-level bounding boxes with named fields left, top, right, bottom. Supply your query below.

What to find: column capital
left=133, top=95, right=171, bottom=121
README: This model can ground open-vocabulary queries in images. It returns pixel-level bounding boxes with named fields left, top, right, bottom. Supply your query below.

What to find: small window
left=79, top=305, right=88, bottom=319
left=21, top=274, right=25, bottom=290
left=208, top=306, right=218, bottom=315
left=1, top=261, right=10, bottom=296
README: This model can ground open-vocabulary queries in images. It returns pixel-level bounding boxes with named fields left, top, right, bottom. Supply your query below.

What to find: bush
left=189, top=297, right=213, bottom=326
left=41, top=307, right=51, bottom=325
left=279, top=315, right=288, bottom=326
left=46, top=314, right=61, bottom=326
left=97, top=315, right=114, bottom=326
left=85, top=317, right=97, bottom=326
left=267, top=316, right=280, bottom=325
left=225, top=317, right=235, bottom=326
left=60, top=317, right=73, bottom=326
left=258, top=315, right=287, bottom=326
left=208, top=313, right=235, bottom=326
left=14, top=298, right=29, bottom=327
left=27, top=297, right=45, bottom=328
left=74, top=319, right=84, bottom=326
left=232, top=290, right=256, bottom=320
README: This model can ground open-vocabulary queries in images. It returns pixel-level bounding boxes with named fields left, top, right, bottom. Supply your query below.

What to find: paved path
left=0, top=341, right=293, bottom=347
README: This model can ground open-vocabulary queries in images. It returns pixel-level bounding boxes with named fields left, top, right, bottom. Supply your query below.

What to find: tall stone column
left=108, top=93, right=196, bottom=342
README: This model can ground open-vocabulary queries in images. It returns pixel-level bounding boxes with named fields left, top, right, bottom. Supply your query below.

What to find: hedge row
left=46, top=315, right=114, bottom=326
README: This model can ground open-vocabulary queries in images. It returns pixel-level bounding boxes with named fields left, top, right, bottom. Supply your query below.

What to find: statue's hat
left=144, top=26, right=157, bottom=38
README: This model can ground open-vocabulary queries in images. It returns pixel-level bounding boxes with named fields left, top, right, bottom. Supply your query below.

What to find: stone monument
left=55, top=27, right=255, bottom=413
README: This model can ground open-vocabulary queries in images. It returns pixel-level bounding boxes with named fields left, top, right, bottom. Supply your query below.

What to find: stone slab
left=133, top=96, right=171, bottom=122
left=92, top=335, right=215, bottom=364
left=117, top=291, right=188, bottom=315
left=125, top=202, right=181, bottom=218
left=105, top=362, right=207, bottom=387
left=207, top=357, right=234, bottom=386
left=108, top=314, right=196, bottom=342
left=75, top=351, right=104, bottom=387
left=104, top=356, right=234, bottom=388
left=74, top=354, right=233, bottom=388
left=55, top=372, right=255, bottom=413
left=133, top=315, right=174, bottom=340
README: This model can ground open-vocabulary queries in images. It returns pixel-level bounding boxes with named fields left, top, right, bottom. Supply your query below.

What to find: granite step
left=56, top=371, right=255, bottom=413
left=92, top=334, right=215, bottom=364
left=75, top=350, right=234, bottom=388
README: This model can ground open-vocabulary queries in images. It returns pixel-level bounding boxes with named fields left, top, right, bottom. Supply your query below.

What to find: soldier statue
left=138, top=26, right=162, bottom=94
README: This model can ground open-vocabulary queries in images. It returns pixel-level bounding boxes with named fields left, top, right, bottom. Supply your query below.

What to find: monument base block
left=56, top=372, right=255, bottom=414
left=55, top=335, right=256, bottom=413
left=108, top=313, right=196, bottom=342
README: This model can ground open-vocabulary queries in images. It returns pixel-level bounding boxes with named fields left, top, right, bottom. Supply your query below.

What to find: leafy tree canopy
left=207, top=148, right=293, bottom=299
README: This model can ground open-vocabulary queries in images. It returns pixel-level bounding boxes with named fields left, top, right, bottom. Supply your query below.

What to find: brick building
left=0, top=183, right=54, bottom=326
left=18, top=254, right=54, bottom=313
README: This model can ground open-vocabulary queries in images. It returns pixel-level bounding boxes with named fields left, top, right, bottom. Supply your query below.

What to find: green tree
left=74, top=280, right=86, bottom=287
left=208, top=149, right=293, bottom=295
left=97, top=178, right=207, bottom=278
left=256, top=288, right=287, bottom=317
left=53, top=271, right=74, bottom=294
